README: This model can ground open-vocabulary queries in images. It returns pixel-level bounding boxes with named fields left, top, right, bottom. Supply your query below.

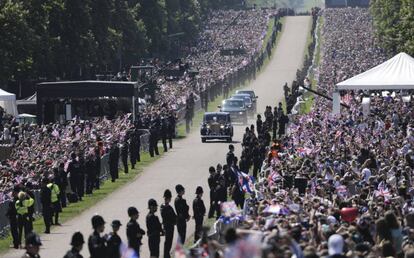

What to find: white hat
left=328, top=234, right=344, bottom=255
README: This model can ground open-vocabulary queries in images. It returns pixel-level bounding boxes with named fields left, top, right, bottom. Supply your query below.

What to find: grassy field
left=0, top=152, right=163, bottom=253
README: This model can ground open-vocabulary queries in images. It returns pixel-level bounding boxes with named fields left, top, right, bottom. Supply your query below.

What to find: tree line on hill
left=0, top=0, right=242, bottom=89
left=370, top=0, right=414, bottom=56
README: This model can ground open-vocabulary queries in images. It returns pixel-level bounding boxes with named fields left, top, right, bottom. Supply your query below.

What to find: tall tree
left=0, top=0, right=34, bottom=86
left=398, top=0, right=414, bottom=54
left=139, top=0, right=167, bottom=56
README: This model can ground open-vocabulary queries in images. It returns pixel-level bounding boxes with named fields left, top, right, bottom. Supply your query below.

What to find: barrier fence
left=0, top=131, right=150, bottom=236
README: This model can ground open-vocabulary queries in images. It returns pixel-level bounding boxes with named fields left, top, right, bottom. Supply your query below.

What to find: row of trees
left=0, top=0, right=241, bottom=90
left=370, top=0, right=414, bottom=55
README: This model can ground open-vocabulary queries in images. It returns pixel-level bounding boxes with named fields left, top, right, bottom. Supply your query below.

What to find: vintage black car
left=218, top=99, right=248, bottom=124
left=230, top=94, right=254, bottom=116
left=200, top=112, right=234, bottom=143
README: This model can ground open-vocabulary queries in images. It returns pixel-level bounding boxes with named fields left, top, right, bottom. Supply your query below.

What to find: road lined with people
left=1, top=15, right=311, bottom=258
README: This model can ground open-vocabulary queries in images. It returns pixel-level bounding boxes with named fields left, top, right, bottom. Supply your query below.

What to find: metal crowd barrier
left=0, top=131, right=151, bottom=236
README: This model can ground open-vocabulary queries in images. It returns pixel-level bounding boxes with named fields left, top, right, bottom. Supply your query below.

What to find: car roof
left=232, top=94, right=251, bottom=98
left=204, top=112, right=229, bottom=115
left=236, top=90, right=255, bottom=94
left=223, top=98, right=244, bottom=102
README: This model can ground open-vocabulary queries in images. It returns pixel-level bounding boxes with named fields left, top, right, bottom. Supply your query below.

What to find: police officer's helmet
left=148, top=198, right=158, bottom=208
left=128, top=206, right=139, bottom=217
left=209, top=166, right=215, bottom=173
left=91, top=215, right=105, bottom=229
left=163, top=189, right=172, bottom=199
left=175, top=184, right=185, bottom=194
left=229, top=144, right=234, bottom=150
left=25, top=232, right=42, bottom=246
left=195, top=186, right=204, bottom=195
left=70, top=231, right=85, bottom=246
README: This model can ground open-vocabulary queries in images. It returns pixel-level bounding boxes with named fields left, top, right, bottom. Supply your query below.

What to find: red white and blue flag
left=237, top=170, right=255, bottom=194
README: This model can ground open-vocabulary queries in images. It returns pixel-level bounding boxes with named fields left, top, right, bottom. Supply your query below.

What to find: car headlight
left=220, top=125, right=225, bottom=129
left=206, top=125, right=210, bottom=129
left=239, top=112, right=243, bottom=115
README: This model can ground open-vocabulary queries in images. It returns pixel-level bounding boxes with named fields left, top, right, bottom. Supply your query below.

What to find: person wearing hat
left=109, top=141, right=120, bottom=182
left=106, top=220, right=122, bottom=258
left=40, top=178, right=53, bottom=234
left=192, top=186, right=206, bottom=243
left=146, top=199, right=164, bottom=258
left=160, top=189, right=177, bottom=258
left=6, top=186, right=20, bottom=249
left=88, top=215, right=107, bottom=258
left=226, top=144, right=236, bottom=167
left=22, top=232, right=41, bottom=258
left=126, top=206, right=145, bottom=255
left=174, top=184, right=190, bottom=244
left=15, top=191, right=34, bottom=247
left=64, top=232, right=85, bottom=258
left=47, top=176, right=62, bottom=226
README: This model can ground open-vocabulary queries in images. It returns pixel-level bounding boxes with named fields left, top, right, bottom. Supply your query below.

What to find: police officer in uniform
left=174, top=184, right=190, bottom=244
left=146, top=199, right=164, bottom=258
left=47, top=177, right=61, bottom=225
left=160, top=189, right=176, bottom=258
left=167, top=112, right=176, bottom=149
left=207, top=167, right=218, bottom=218
left=126, top=206, right=145, bottom=255
left=226, top=144, right=236, bottom=167
left=109, top=141, right=120, bottom=182
left=40, top=178, right=52, bottom=234
left=64, top=232, right=84, bottom=258
left=129, top=129, right=140, bottom=169
left=160, top=116, right=169, bottom=152
left=6, top=187, right=20, bottom=248
left=21, top=232, right=42, bottom=258
left=68, top=152, right=81, bottom=199
left=121, top=139, right=129, bottom=174
left=149, top=117, right=160, bottom=157
left=16, top=191, right=34, bottom=246
left=192, top=186, right=206, bottom=243
left=106, top=220, right=122, bottom=258
left=88, top=215, right=107, bottom=258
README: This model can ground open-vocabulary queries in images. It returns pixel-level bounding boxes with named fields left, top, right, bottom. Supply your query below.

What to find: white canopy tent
left=0, top=89, right=17, bottom=116
left=333, top=52, right=414, bottom=113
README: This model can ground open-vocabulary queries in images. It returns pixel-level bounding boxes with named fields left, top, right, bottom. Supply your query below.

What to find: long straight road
left=3, top=16, right=311, bottom=258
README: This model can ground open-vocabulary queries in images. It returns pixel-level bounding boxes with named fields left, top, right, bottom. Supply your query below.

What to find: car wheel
left=227, top=137, right=232, bottom=143
left=201, top=138, right=206, bottom=143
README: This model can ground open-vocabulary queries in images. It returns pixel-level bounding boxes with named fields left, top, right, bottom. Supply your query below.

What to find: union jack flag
left=237, top=170, right=255, bottom=194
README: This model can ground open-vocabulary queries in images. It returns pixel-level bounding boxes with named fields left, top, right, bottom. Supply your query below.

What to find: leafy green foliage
left=370, top=0, right=414, bottom=55
left=0, top=0, right=243, bottom=88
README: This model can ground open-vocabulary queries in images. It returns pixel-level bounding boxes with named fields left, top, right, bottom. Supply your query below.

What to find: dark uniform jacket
left=88, top=231, right=107, bottom=258
left=63, top=248, right=83, bottom=258
left=192, top=197, right=206, bottom=219
left=126, top=219, right=145, bottom=249
left=106, top=232, right=122, bottom=258
left=174, top=196, right=190, bottom=222
left=146, top=213, right=163, bottom=238
left=21, top=253, right=40, bottom=258
left=160, top=203, right=177, bottom=228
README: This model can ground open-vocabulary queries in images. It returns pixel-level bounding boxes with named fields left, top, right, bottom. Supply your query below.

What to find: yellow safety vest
left=15, top=198, right=34, bottom=215
left=47, top=183, right=60, bottom=203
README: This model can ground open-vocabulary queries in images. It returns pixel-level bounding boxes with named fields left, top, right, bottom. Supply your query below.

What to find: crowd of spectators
left=192, top=8, right=414, bottom=258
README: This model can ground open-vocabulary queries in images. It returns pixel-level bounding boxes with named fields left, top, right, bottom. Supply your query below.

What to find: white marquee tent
left=333, top=52, right=414, bottom=113
left=0, top=89, right=18, bottom=116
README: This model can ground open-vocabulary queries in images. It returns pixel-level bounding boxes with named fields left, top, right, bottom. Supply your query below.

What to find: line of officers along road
left=20, top=184, right=206, bottom=258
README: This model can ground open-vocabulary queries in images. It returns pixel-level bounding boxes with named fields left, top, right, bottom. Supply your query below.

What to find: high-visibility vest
left=15, top=198, right=34, bottom=215
left=47, top=183, right=60, bottom=203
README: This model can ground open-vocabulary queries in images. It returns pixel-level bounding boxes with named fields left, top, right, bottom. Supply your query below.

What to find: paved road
left=3, top=16, right=311, bottom=258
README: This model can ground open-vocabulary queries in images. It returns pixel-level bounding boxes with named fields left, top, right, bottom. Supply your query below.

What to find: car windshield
left=237, top=91, right=254, bottom=99
left=204, top=114, right=228, bottom=123
left=232, top=95, right=252, bottom=104
left=223, top=100, right=245, bottom=108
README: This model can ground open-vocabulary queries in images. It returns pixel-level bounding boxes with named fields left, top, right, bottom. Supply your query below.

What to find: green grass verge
left=184, top=216, right=217, bottom=248
left=176, top=17, right=286, bottom=138
left=0, top=151, right=163, bottom=253
left=302, top=15, right=323, bottom=113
